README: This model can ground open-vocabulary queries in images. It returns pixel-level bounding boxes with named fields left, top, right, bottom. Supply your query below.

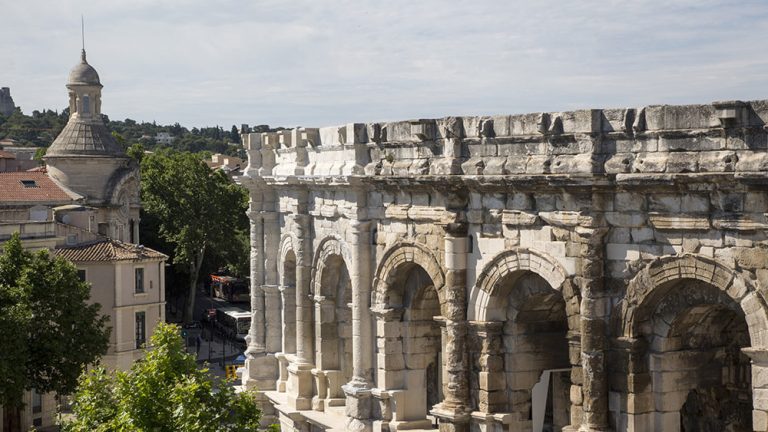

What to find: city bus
left=215, top=305, right=251, bottom=342
left=210, top=275, right=249, bottom=303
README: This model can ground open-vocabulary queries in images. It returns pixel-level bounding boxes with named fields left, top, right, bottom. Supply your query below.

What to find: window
left=82, top=95, right=90, bottom=114
left=135, top=311, right=146, bottom=349
left=77, top=269, right=86, bottom=282
left=32, top=388, right=42, bottom=414
left=20, top=180, right=37, bottom=188
left=97, top=223, right=108, bottom=236
left=135, top=268, right=145, bottom=293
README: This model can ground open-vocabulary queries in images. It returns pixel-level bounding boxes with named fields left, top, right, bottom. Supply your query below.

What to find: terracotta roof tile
left=0, top=150, right=16, bottom=159
left=55, top=239, right=167, bottom=263
left=0, top=172, right=76, bottom=203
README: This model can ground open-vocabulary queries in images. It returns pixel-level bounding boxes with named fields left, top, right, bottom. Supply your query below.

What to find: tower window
left=20, top=180, right=38, bottom=188
left=82, top=95, right=90, bottom=114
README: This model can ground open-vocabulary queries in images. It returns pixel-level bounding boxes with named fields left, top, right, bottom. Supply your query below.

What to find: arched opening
left=644, top=280, right=752, bottom=432
left=276, top=249, right=297, bottom=392
left=375, top=261, right=443, bottom=429
left=401, top=265, right=442, bottom=426
left=478, top=271, right=572, bottom=432
left=314, top=254, right=353, bottom=411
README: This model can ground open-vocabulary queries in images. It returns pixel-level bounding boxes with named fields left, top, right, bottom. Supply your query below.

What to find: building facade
left=0, top=50, right=164, bottom=432
left=241, top=100, right=768, bottom=432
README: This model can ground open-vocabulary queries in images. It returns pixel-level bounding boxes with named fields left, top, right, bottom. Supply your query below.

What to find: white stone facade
left=240, top=100, right=768, bottom=431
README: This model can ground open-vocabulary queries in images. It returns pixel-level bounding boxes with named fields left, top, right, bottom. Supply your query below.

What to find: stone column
left=242, top=206, right=276, bottom=392
left=742, top=348, right=768, bottom=432
left=470, top=321, right=504, bottom=414
left=313, top=294, right=334, bottom=411
left=614, top=336, right=650, bottom=431
left=287, top=212, right=314, bottom=410
left=262, top=285, right=282, bottom=353
left=246, top=209, right=266, bottom=355
left=344, top=219, right=374, bottom=432
left=576, top=226, right=610, bottom=431
left=432, top=224, right=472, bottom=432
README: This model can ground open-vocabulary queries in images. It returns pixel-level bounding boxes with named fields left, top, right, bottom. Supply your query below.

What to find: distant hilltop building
left=0, top=87, right=15, bottom=117
left=155, top=131, right=174, bottom=145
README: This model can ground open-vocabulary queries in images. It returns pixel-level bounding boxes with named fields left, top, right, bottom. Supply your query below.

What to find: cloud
left=1, top=0, right=767, bottom=128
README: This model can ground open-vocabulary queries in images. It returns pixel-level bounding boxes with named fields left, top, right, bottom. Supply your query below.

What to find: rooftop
left=0, top=171, right=79, bottom=203
left=55, top=239, right=167, bottom=263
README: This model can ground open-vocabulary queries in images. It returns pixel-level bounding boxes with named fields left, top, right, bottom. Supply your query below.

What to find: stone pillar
left=277, top=283, right=297, bottom=392
left=741, top=348, right=768, bottom=432
left=432, top=224, right=472, bottom=432
left=287, top=212, right=314, bottom=410
left=470, top=321, right=504, bottom=414
left=313, top=294, right=335, bottom=412
left=575, top=227, right=610, bottom=431
left=344, top=219, right=374, bottom=432
left=246, top=209, right=266, bottom=355
left=615, top=337, right=651, bottom=432
left=242, top=206, right=278, bottom=392
left=263, top=285, right=282, bottom=353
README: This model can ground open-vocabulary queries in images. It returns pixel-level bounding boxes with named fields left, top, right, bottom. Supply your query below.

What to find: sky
left=2, top=0, right=768, bottom=129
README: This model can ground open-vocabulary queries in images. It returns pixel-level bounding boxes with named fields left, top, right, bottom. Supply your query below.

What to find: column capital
left=469, top=320, right=504, bottom=335
left=742, top=347, right=768, bottom=363
left=440, top=221, right=469, bottom=237
left=349, top=219, right=372, bottom=230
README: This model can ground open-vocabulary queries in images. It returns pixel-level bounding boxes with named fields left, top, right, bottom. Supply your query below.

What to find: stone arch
left=469, top=247, right=576, bottom=322
left=310, top=235, right=353, bottom=296
left=279, top=233, right=299, bottom=278
left=275, top=233, right=299, bottom=392
left=107, top=169, right=140, bottom=206
left=371, top=241, right=447, bottom=428
left=617, top=253, right=767, bottom=347
left=309, top=236, right=355, bottom=410
left=615, top=254, right=766, bottom=432
left=466, top=247, right=579, bottom=430
left=372, top=241, right=446, bottom=313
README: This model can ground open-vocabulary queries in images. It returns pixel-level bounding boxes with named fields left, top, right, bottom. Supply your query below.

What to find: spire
left=81, top=15, right=87, bottom=63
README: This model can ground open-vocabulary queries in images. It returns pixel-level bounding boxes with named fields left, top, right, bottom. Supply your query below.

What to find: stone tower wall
left=0, top=87, right=15, bottom=117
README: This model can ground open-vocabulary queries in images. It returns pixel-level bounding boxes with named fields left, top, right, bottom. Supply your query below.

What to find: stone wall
left=239, top=99, right=768, bottom=432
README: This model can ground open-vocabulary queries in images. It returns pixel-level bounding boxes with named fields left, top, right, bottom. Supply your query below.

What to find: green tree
left=140, top=150, right=248, bottom=323
left=63, top=323, right=267, bottom=432
left=33, top=147, right=47, bottom=162
left=0, top=233, right=110, bottom=432
left=126, top=142, right=145, bottom=164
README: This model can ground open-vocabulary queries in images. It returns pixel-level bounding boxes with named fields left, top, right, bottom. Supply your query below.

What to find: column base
left=241, top=353, right=278, bottom=391
left=343, top=381, right=373, bottom=431
left=431, top=403, right=471, bottom=432
left=286, top=362, right=314, bottom=411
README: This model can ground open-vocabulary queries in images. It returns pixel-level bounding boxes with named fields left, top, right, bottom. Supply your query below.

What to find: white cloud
left=1, top=0, right=767, bottom=128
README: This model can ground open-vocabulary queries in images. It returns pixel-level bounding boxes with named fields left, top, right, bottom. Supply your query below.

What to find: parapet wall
left=242, top=99, right=768, bottom=179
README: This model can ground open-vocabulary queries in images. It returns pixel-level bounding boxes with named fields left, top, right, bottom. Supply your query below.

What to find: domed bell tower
left=44, top=50, right=140, bottom=243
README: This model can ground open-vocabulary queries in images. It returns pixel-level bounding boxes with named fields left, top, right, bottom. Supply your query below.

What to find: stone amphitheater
left=239, top=100, right=768, bottom=432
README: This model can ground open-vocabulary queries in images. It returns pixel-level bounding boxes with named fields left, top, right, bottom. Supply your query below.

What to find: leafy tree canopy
left=140, top=149, right=248, bottom=322
left=63, top=323, right=268, bottom=432
left=0, top=233, right=110, bottom=430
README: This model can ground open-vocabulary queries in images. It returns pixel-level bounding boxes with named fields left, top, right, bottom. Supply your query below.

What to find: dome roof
left=47, top=120, right=125, bottom=157
left=68, top=50, right=101, bottom=86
